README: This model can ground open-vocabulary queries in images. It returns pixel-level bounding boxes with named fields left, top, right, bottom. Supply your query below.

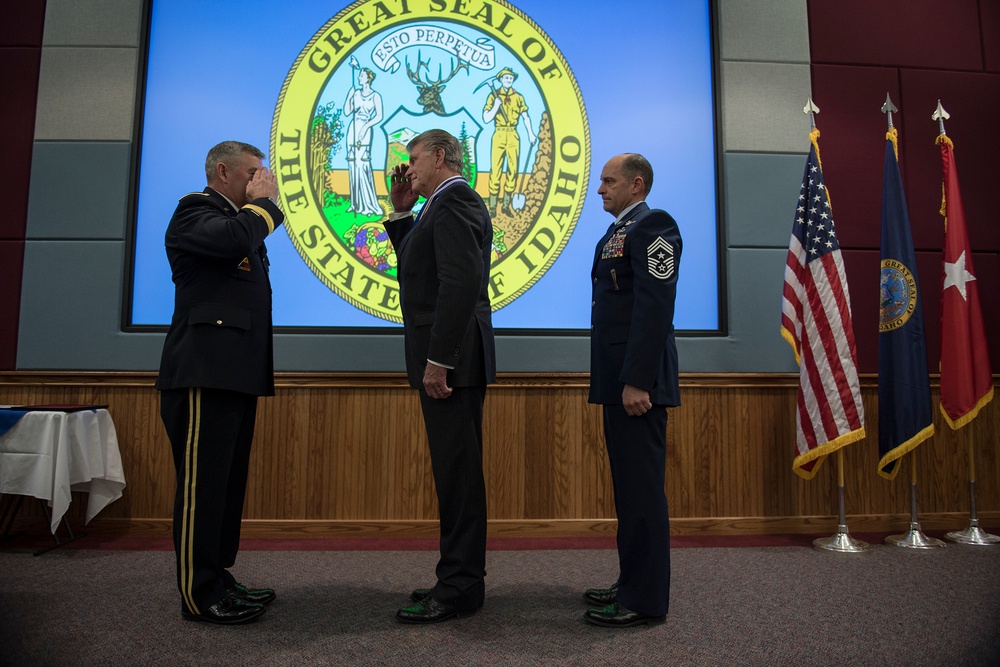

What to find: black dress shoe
left=411, top=588, right=484, bottom=609
left=396, top=596, right=470, bottom=624
left=584, top=602, right=665, bottom=628
left=583, top=582, right=619, bottom=606
left=228, top=582, right=276, bottom=605
left=182, top=595, right=266, bottom=625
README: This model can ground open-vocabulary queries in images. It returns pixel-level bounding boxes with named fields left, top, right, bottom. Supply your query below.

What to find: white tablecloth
left=0, top=408, right=126, bottom=534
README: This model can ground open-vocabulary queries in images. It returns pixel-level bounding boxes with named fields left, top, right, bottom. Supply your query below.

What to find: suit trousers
left=418, top=385, right=488, bottom=610
left=602, top=403, right=671, bottom=616
left=160, top=387, right=257, bottom=613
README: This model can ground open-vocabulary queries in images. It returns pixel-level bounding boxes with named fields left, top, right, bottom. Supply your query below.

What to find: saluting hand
left=389, top=164, right=418, bottom=213
left=246, top=167, right=279, bottom=203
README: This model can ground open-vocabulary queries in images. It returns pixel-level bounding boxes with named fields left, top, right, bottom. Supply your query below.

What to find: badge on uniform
left=601, top=229, right=627, bottom=259
left=237, top=257, right=251, bottom=272
left=647, top=236, right=674, bottom=279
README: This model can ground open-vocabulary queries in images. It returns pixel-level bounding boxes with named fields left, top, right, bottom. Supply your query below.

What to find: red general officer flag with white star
left=937, top=133, right=994, bottom=429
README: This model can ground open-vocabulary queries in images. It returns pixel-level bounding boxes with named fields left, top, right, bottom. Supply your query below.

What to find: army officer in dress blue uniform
left=583, top=153, right=682, bottom=628
left=156, top=141, right=283, bottom=625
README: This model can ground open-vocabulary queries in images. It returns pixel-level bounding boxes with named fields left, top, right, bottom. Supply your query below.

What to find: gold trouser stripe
left=180, top=388, right=201, bottom=614
left=243, top=203, right=275, bottom=234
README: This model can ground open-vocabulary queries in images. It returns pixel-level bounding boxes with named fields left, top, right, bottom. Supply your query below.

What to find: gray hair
left=621, top=153, right=654, bottom=195
left=407, top=129, right=464, bottom=174
left=205, top=141, right=265, bottom=181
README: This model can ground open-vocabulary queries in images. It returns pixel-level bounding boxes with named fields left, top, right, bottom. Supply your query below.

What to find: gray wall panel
left=725, top=152, right=808, bottom=248
left=34, top=47, right=137, bottom=141
left=43, top=0, right=143, bottom=47
left=719, top=0, right=810, bottom=63
left=17, top=240, right=159, bottom=369
left=719, top=247, right=798, bottom=372
left=274, top=333, right=405, bottom=373
left=27, top=142, right=131, bottom=239
left=721, top=62, right=811, bottom=153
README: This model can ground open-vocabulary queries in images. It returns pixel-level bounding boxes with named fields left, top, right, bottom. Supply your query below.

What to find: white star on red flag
left=943, top=250, right=976, bottom=300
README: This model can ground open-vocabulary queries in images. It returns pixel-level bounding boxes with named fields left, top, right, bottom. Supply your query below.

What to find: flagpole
left=788, top=98, right=869, bottom=554
left=812, top=448, right=871, bottom=553
left=931, top=100, right=998, bottom=546
left=885, top=452, right=946, bottom=548
left=945, top=428, right=1000, bottom=545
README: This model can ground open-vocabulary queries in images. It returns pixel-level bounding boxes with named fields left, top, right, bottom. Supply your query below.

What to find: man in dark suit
left=384, top=129, right=496, bottom=624
left=156, top=141, right=284, bottom=625
left=583, top=153, right=682, bottom=628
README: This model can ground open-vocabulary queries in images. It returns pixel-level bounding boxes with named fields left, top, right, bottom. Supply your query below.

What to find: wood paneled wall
left=1, top=372, right=997, bottom=537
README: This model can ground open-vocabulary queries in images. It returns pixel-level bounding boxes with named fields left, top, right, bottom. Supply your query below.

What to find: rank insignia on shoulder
left=237, top=257, right=251, bottom=272
left=647, top=236, right=675, bottom=279
left=601, top=229, right=627, bottom=259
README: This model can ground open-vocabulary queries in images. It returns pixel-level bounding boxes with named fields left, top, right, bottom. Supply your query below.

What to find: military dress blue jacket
left=589, top=202, right=682, bottom=406
left=156, top=188, right=283, bottom=397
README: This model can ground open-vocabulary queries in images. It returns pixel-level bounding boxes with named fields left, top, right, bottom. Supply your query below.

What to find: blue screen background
left=131, top=0, right=719, bottom=330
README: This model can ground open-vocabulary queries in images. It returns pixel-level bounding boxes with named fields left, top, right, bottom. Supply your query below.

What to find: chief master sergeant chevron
left=583, top=153, right=682, bottom=628
left=156, top=140, right=284, bottom=625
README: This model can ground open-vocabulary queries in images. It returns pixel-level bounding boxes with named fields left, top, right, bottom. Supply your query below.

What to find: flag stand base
left=886, top=466, right=945, bottom=548
left=813, top=525, right=871, bottom=553
left=885, top=524, right=946, bottom=549
left=813, top=456, right=870, bottom=553
left=945, top=474, right=999, bottom=545
left=944, top=523, right=1000, bottom=546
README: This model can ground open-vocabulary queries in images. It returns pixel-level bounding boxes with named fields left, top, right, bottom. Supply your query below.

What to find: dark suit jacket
left=384, top=179, right=496, bottom=389
left=156, top=188, right=284, bottom=396
left=589, top=202, right=682, bottom=406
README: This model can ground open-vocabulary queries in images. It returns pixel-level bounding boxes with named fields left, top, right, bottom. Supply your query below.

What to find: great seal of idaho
left=271, top=0, right=590, bottom=322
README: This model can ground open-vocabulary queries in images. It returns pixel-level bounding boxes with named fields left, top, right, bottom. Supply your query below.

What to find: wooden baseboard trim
left=55, top=513, right=1000, bottom=539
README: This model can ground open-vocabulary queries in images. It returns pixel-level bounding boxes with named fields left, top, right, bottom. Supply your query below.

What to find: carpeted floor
left=1, top=536, right=998, bottom=666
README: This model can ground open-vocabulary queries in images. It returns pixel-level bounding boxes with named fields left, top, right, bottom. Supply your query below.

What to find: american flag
left=780, top=130, right=866, bottom=479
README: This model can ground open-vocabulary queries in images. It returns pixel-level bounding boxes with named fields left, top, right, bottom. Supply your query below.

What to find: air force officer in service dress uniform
left=583, top=153, right=682, bottom=628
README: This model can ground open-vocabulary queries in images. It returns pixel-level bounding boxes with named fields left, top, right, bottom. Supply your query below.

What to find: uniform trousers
left=603, top=403, right=671, bottom=616
left=160, top=387, right=257, bottom=614
left=418, top=385, right=488, bottom=611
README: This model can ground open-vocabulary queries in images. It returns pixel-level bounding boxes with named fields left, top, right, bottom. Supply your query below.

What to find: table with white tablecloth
left=0, top=407, right=126, bottom=534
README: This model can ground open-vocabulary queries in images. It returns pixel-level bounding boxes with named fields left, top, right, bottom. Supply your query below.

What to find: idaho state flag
left=877, top=129, right=934, bottom=479
left=937, top=133, right=994, bottom=428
